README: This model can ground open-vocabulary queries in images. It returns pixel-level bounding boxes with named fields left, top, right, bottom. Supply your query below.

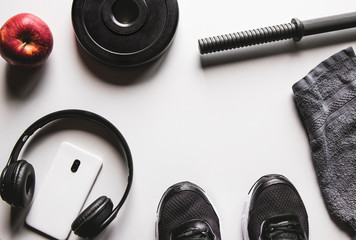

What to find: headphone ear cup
left=72, top=196, right=113, bottom=238
left=0, top=160, right=35, bottom=208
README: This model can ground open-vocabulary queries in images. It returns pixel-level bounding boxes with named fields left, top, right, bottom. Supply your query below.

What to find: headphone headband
left=7, top=109, right=133, bottom=226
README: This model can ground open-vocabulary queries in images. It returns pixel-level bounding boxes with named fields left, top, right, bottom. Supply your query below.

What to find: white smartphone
left=25, top=142, right=103, bottom=240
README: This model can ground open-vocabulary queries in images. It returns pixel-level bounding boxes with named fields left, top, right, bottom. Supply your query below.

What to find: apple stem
left=20, top=42, right=27, bottom=48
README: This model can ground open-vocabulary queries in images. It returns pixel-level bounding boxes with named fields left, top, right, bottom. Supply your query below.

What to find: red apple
left=0, top=13, right=53, bottom=67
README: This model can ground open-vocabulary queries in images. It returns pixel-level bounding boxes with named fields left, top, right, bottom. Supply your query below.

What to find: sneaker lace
left=264, top=220, right=305, bottom=240
left=175, top=227, right=211, bottom=240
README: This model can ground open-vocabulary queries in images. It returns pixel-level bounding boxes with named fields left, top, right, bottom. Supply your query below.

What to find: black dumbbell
left=199, top=12, right=356, bottom=54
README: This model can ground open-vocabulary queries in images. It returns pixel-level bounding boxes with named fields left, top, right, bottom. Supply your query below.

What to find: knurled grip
left=199, top=22, right=301, bottom=54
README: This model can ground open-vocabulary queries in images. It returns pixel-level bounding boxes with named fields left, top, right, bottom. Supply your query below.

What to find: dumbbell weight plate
left=72, top=0, right=179, bottom=67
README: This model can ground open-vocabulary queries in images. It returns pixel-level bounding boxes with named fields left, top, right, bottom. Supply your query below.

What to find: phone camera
left=71, top=159, right=81, bottom=173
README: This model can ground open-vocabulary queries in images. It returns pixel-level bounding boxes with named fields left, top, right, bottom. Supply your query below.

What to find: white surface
left=25, top=142, right=103, bottom=240
left=0, top=0, right=355, bottom=240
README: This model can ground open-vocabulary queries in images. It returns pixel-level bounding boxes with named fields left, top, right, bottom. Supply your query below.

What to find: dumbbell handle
left=198, top=12, right=356, bottom=54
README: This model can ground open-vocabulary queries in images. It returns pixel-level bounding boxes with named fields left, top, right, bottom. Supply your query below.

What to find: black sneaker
left=242, top=174, right=309, bottom=240
left=156, top=181, right=221, bottom=240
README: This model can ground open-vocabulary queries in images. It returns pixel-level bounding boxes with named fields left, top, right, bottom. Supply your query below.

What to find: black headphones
left=0, top=109, right=133, bottom=238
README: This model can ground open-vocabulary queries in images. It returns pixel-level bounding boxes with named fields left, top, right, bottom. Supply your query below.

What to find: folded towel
left=292, top=47, right=356, bottom=235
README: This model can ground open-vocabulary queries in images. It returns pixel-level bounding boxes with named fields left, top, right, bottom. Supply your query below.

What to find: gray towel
left=292, top=47, right=356, bottom=235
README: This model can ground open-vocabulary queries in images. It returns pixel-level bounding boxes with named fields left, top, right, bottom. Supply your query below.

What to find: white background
left=0, top=0, right=356, bottom=239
